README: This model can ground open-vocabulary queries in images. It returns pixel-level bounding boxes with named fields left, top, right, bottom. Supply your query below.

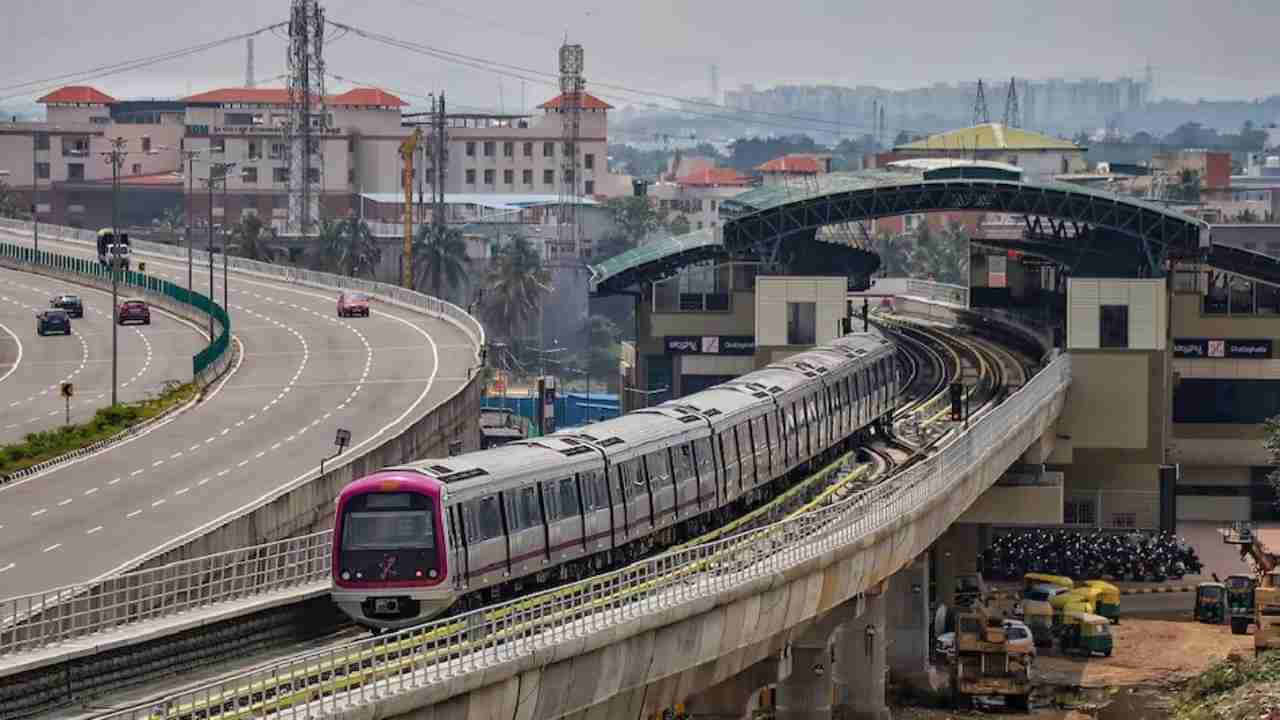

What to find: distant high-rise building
left=710, top=64, right=719, bottom=104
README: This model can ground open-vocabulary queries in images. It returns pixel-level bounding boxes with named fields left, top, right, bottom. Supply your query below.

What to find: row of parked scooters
left=978, top=529, right=1204, bottom=582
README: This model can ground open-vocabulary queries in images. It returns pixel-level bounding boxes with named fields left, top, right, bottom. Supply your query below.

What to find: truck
left=950, top=605, right=1033, bottom=711
left=1221, top=523, right=1280, bottom=654
left=96, top=228, right=130, bottom=271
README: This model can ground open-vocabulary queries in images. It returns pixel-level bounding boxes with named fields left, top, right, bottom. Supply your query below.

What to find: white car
left=935, top=620, right=1036, bottom=659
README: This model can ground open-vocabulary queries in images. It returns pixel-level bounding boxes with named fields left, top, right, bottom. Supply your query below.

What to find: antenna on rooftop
left=973, top=79, right=989, bottom=126
left=1003, top=76, right=1020, bottom=128
left=246, top=37, right=255, bottom=89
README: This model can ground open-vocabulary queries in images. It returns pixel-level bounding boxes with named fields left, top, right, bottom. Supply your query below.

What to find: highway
left=0, top=267, right=205, bottom=444
left=0, top=228, right=474, bottom=594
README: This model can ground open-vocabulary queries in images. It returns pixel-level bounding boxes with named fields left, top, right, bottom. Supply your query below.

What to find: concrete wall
left=959, top=485, right=1064, bottom=525
left=1067, top=278, right=1166, bottom=351
left=1058, top=353, right=1151, bottom=450
left=349, top=369, right=1068, bottom=720
left=755, top=276, right=847, bottom=348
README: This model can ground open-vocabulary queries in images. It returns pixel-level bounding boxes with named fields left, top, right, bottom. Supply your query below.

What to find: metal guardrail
left=94, top=354, right=1070, bottom=720
left=0, top=219, right=484, bottom=355
left=0, top=238, right=229, bottom=380
left=903, top=278, right=969, bottom=308
left=0, top=533, right=330, bottom=655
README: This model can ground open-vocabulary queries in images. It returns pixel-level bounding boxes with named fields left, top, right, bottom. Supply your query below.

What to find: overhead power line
left=0, top=23, right=287, bottom=103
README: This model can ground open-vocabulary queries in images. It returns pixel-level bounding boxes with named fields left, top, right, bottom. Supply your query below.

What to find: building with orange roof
left=755, top=153, right=833, bottom=185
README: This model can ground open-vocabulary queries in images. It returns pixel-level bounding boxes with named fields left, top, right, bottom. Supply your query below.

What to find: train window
left=694, top=437, right=714, bottom=475
left=620, top=460, right=647, bottom=500
left=672, top=444, right=694, bottom=483
left=648, top=451, right=672, bottom=487
left=521, top=486, right=542, bottom=528
left=471, top=496, right=503, bottom=541
left=579, top=470, right=603, bottom=510
left=558, top=478, right=579, bottom=518
left=541, top=482, right=561, bottom=520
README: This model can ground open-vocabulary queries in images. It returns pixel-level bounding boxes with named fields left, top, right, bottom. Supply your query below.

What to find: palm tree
left=341, top=217, right=381, bottom=279
left=152, top=205, right=184, bottom=245
left=310, top=219, right=348, bottom=274
left=228, top=214, right=285, bottom=262
left=481, top=235, right=551, bottom=342
left=412, top=225, right=470, bottom=301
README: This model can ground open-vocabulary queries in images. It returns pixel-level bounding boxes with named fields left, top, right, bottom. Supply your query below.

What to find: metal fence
left=904, top=278, right=970, bottom=308
left=0, top=239, right=229, bottom=380
left=0, top=219, right=484, bottom=355
left=93, top=354, right=1071, bottom=720
left=0, top=532, right=331, bottom=656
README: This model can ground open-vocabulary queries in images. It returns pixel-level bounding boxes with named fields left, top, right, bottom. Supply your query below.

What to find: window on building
left=465, top=141, right=476, bottom=157
left=131, top=163, right=141, bottom=175
left=584, top=180, right=595, bottom=195
left=34, top=133, right=49, bottom=151
left=347, top=168, right=355, bottom=184
left=67, top=163, right=84, bottom=181
left=35, top=162, right=49, bottom=179
left=248, top=141, right=260, bottom=160
left=523, top=142, right=533, bottom=157
left=543, top=142, right=555, bottom=158
left=522, top=169, right=533, bottom=185
left=503, top=169, right=514, bottom=185
left=211, top=138, right=226, bottom=153
left=787, top=302, right=817, bottom=345
left=141, top=137, right=151, bottom=153
left=465, top=169, right=476, bottom=184
left=242, top=167, right=258, bottom=183
left=224, top=113, right=253, bottom=126
left=483, top=169, right=495, bottom=184
left=564, top=169, right=574, bottom=185
left=1099, top=304, right=1128, bottom=348
left=1064, top=498, right=1096, bottom=526
left=543, top=169, right=554, bottom=185
left=307, top=167, right=319, bottom=184
left=483, top=141, right=495, bottom=157
left=711, top=200, right=718, bottom=211
left=584, top=153, right=594, bottom=170
left=273, top=167, right=288, bottom=183
left=697, top=221, right=704, bottom=229
left=270, top=143, right=285, bottom=159
left=503, top=142, right=514, bottom=157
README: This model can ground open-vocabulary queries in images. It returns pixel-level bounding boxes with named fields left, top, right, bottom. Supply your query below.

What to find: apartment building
left=648, top=167, right=753, bottom=232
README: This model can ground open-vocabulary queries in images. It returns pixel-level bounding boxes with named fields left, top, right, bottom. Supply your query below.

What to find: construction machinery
left=950, top=604, right=1033, bottom=711
left=1222, top=523, right=1280, bottom=654
left=398, top=127, right=423, bottom=289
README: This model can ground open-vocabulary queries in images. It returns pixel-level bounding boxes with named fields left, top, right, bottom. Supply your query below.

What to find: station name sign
left=664, top=335, right=755, bottom=356
left=1173, top=338, right=1273, bottom=359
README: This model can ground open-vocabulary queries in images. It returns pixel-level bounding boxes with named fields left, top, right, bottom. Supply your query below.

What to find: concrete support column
left=887, top=553, right=930, bottom=682
left=776, top=631, right=833, bottom=720
left=834, top=590, right=890, bottom=720
left=683, top=659, right=779, bottom=720
left=933, top=523, right=980, bottom=609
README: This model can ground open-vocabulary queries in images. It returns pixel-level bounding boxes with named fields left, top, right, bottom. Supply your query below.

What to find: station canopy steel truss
left=589, top=173, right=1210, bottom=296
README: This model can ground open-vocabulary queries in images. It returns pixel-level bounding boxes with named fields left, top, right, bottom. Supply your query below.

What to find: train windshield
left=341, top=492, right=435, bottom=551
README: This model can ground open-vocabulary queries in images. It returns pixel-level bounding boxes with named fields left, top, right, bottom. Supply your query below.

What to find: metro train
left=331, top=331, right=901, bottom=630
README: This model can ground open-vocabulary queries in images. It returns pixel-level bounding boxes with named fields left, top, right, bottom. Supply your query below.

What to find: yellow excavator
left=1221, top=523, right=1280, bottom=655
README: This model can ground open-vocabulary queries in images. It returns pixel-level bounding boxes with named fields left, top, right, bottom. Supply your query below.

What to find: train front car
left=331, top=470, right=455, bottom=630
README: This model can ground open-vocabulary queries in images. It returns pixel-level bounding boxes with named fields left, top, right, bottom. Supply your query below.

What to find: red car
left=337, top=291, right=370, bottom=318
left=117, top=298, right=151, bottom=325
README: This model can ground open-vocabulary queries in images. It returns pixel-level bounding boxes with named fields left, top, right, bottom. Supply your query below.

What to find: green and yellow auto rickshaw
left=1057, top=611, right=1114, bottom=657
left=1084, top=580, right=1121, bottom=624
left=1225, top=574, right=1257, bottom=635
left=1195, top=582, right=1226, bottom=624
left=1024, top=573, right=1074, bottom=594
left=1023, top=582, right=1070, bottom=647
left=1051, top=588, right=1098, bottom=625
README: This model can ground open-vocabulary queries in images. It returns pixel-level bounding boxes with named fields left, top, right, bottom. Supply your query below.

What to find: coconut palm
left=412, top=225, right=469, bottom=301
left=152, top=205, right=185, bottom=245
left=228, top=214, right=285, bottom=262
left=341, top=217, right=381, bottom=279
left=310, top=219, right=348, bottom=274
left=482, top=235, right=551, bottom=342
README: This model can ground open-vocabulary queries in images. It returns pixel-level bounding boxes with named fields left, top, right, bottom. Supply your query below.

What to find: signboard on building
left=1173, top=338, right=1273, bottom=359
left=664, top=335, right=755, bottom=356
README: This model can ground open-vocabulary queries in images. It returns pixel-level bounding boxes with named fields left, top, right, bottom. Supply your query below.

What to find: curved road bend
left=0, top=268, right=205, bottom=444
left=0, top=229, right=474, bottom=593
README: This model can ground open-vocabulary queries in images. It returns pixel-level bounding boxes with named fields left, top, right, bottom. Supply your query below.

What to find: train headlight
left=340, top=571, right=351, bottom=581
left=355, top=571, right=363, bottom=579
left=428, top=569, right=439, bottom=579
left=415, top=570, right=423, bottom=578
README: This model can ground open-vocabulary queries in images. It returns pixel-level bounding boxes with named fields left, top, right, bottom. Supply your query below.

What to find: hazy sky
left=2, top=0, right=1276, bottom=113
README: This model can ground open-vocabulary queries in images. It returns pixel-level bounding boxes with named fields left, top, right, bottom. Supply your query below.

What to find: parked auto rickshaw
left=1195, top=581, right=1226, bottom=624
left=1023, top=582, right=1069, bottom=647
left=1084, top=580, right=1121, bottom=624
left=1051, top=588, right=1099, bottom=624
left=1225, top=574, right=1257, bottom=635
left=1024, top=573, right=1074, bottom=594
left=1057, top=611, right=1114, bottom=657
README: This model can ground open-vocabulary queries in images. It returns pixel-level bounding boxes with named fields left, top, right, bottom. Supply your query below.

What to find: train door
left=734, top=423, right=753, bottom=494
left=543, top=477, right=583, bottom=564
left=721, top=428, right=741, bottom=502
left=579, top=469, right=612, bottom=553
left=647, top=450, right=677, bottom=527
left=618, top=458, right=651, bottom=533
left=463, top=495, right=507, bottom=585
left=692, top=436, right=717, bottom=510
left=504, top=485, right=546, bottom=576
left=671, top=443, right=698, bottom=517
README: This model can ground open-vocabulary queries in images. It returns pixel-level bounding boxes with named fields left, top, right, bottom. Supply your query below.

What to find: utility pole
left=203, top=162, right=236, bottom=339
left=32, top=130, right=40, bottom=254
left=434, top=92, right=447, bottom=246
left=101, top=137, right=128, bottom=407
left=180, top=149, right=201, bottom=299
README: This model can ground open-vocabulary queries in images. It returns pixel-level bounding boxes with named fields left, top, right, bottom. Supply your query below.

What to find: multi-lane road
left=0, top=266, right=206, bottom=444
left=0, top=228, right=473, bottom=595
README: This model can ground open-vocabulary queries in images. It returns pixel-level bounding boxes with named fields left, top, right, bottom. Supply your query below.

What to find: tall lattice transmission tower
left=285, top=0, right=327, bottom=240
left=973, top=79, right=990, bottom=126
left=555, top=42, right=585, bottom=261
left=1003, top=76, right=1020, bottom=128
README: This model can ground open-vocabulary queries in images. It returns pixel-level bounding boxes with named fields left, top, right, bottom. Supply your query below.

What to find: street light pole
left=181, top=149, right=200, bottom=299
left=202, top=161, right=236, bottom=339
left=31, top=130, right=39, bottom=254
left=101, top=137, right=127, bottom=407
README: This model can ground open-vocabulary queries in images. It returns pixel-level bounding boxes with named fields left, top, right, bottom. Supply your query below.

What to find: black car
left=50, top=294, right=84, bottom=318
left=36, top=309, right=71, bottom=336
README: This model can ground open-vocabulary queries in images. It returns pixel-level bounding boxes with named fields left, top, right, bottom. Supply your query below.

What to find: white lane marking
left=130, top=469, right=144, bottom=477
left=255, top=451, right=266, bottom=459
left=0, top=318, right=23, bottom=387
left=151, top=460, right=164, bottom=468
left=270, top=442, right=281, bottom=451
left=126, top=510, right=142, bottom=519
left=216, top=469, right=230, bottom=477
left=197, top=477, right=210, bottom=486
left=86, top=526, right=103, bottom=535
left=220, top=428, right=230, bottom=436
left=151, top=499, right=166, bottom=508
left=189, top=444, right=200, bottom=452
left=84, top=487, right=98, bottom=495
left=169, top=452, right=182, bottom=460
left=42, top=543, right=61, bottom=553
left=0, top=563, right=13, bottom=573
left=175, top=488, right=190, bottom=496
left=236, top=459, right=249, bottom=468
left=30, top=508, right=46, bottom=517
left=57, top=498, right=72, bottom=507
left=108, top=477, right=121, bottom=486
